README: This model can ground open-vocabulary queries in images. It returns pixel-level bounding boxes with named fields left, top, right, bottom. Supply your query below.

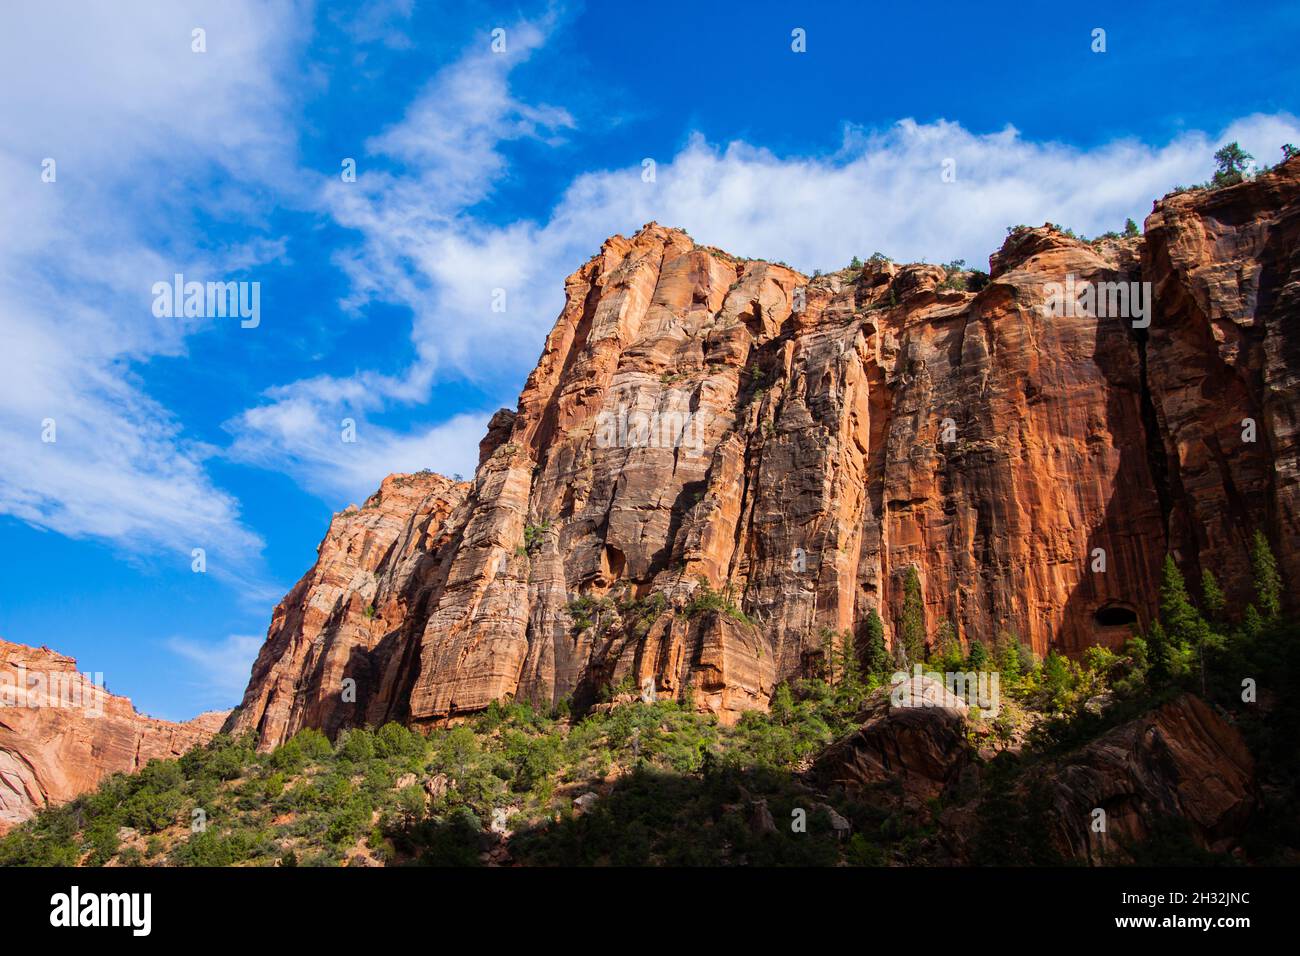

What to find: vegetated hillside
left=3, top=530, right=1294, bottom=866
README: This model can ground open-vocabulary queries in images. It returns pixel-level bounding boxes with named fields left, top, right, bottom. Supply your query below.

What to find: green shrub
left=336, top=728, right=376, bottom=764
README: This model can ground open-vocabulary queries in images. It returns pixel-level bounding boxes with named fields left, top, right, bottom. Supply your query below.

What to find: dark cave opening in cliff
left=1093, top=603, right=1138, bottom=627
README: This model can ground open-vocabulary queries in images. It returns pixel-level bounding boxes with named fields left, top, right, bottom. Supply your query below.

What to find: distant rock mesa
left=0, top=640, right=226, bottom=832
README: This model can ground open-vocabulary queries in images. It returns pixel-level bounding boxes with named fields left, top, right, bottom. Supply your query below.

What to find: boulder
left=811, top=676, right=972, bottom=800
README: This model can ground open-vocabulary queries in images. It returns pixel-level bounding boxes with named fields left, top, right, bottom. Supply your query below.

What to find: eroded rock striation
left=0, top=640, right=226, bottom=832
left=1032, top=694, right=1256, bottom=863
left=231, top=158, right=1300, bottom=749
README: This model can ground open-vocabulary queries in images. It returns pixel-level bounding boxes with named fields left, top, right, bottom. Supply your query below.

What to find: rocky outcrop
left=811, top=676, right=974, bottom=799
left=229, top=472, right=468, bottom=748
left=1031, top=695, right=1256, bottom=863
left=231, top=158, right=1300, bottom=747
left=0, top=640, right=226, bottom=832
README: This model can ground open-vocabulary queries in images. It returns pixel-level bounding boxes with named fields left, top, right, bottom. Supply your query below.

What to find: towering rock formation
left=0, top=640, right=226, bottom=832
left=233, top=472, right=468, bottom=744
left=231, top=158, right=1300, bottom=749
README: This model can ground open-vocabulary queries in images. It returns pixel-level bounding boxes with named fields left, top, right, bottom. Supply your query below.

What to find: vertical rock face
left=0, top=640, right=226, bottom=832
left=231, top=159, right=1300, bottom=748
left=1142, top=168, right=1300, bottom=607
left=230, top=472, right=469, bottom=748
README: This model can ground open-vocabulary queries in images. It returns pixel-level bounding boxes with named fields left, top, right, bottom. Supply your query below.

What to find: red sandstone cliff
left=230, top=157, right=1300, bottom=749
left=0, top=640, right=226, bottom=832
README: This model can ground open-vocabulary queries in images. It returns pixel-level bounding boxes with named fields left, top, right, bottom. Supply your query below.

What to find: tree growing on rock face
left=863, top=609, right=890, bottom=677
left=1201, top=569, right=1227, bottom=628
left=1040, top=649, right=1075, bottom=712
left=1196, top=569, right=1230, bottom=694
left=1148, top=555, right=1207, bottom=686
left=1250, top=530, right=1283, bottom=622
left=835, top=630, right=865, bottom=704
left=819, top=626, right=839, bottom=683
left=995, top=630, right=1022, bottom=685
left=934, top=621, right=963, bottom=671
left=898, top=567, right=927, bottom=665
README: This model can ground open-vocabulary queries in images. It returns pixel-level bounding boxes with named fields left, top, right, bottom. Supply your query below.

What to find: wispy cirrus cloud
left=225, top=17, right=568, bottom=500
left=0, top=1, right=310, bottom=582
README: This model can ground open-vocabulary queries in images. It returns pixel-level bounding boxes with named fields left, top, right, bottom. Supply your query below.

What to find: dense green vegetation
left=0, top=688, right=880, bottom=867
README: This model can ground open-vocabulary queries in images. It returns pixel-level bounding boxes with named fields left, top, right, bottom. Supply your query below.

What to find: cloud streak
left=165, top=633, right=265, bottom=714
left=227, top=20, right=1299, bottom=511
left=0, top=1, right=308, bottom=581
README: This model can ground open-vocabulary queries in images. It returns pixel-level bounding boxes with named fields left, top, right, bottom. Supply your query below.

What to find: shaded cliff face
left=1032, top=694, right=1256, bottom=864
left=1142, top=170, right=1300, bottom=606
left=0, top=640, right=226, bottom=832
left=232, top=158, right=1300, bottom=748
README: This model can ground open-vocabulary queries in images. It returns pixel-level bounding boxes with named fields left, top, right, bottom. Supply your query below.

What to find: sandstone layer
left=0, top=640, right=226, bottom=832
left=231, top=157, right=1300, bottom=748
left=1032, top=694, right=1256, bottom=863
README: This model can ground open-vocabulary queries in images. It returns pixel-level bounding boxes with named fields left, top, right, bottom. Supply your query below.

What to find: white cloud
left=230, top=14, right=1299, bottom=513
left=228, top=401, right=488, bottom=503
left=535, top=111, right=1300, bottom=287
left=0, top=1, right=309, bottom=578
left=166, top=634, right=264, bottom=711
left=226, top=18, right=567, bottom=498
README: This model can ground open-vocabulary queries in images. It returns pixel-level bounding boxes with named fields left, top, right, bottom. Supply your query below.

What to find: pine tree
left=769, top=683, right=795, bottom=725
left=1243, top=603, right=1264, bottom=639
left=967, top=639, right=991, bottom=671
left=1152, top=555, right=1205, bottom=686
left=1197, top=568, right=1228, bottom=693
left=1201, top=569, right=1227, bottom=627
left=1041, top=649, right=1074, bottom=712
left=1212, top=142, right=1254, bottom=186
left=819, top=626, right=838, bottom=683
left=935, top=620, right=962, bottom=671
left=995, top=630, right=1021, bottom=685
left=863, top=609, right=890, bottom=676
left=899, top=566, right=927, bottom=665
left=836, top=630, right=865, bottom=704
left=1250, top=530, right=1283, bottom=621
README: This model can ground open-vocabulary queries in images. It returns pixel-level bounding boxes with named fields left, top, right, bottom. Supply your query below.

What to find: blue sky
left=1, top=0, right=1296, bottom=720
